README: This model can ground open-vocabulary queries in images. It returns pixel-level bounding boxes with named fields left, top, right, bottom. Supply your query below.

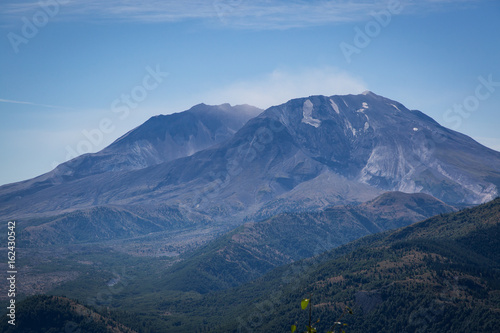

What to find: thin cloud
left=0, top=98, right=73, bottom=110
left=0, top=0, right=480, bottom=29
left=199, top=66, right=368, bottom=109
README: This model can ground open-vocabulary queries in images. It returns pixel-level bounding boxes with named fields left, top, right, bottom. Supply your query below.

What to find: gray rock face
left=261, top=91, right=500, bottom=204
left=1, top=92, right=499, bottom=227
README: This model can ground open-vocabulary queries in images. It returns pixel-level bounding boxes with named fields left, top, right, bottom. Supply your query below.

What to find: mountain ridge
left=1, top=92, right=500, bottom=245
left=157, top=191, right=457, bottom=293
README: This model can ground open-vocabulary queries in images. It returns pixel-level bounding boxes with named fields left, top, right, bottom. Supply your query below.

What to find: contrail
left=0, top=98, right=74, bottom=110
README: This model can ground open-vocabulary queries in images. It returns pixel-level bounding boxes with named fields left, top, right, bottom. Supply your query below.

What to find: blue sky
left=1, top=0, right=499, bottom=185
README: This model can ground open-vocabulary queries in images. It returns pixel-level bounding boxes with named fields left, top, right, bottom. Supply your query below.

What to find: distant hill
left=16, top=204, right=210, bottom=247
left=157, top=191, right=456, bottom=293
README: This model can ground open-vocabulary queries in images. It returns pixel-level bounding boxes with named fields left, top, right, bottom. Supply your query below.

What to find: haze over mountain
left=1, top=103, right=260, bottom=188
left=58, top=103, right=262, bottom=179
left=1, top=92, right=500, bottom=246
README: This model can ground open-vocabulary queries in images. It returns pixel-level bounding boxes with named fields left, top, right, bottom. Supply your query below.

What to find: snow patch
left=330, top=99, right=340, bottom=114
left=301, top=99, right=321, bottom=128
left=356, top=102, right=369, bottom=113
left=345, top=119, right=356, bottom=136
left=391, top=104, right=402, bottom=112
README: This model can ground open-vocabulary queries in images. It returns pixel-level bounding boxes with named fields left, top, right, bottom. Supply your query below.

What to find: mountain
left=1, top=92, right=500, bottom=246
left=353, top=191, right=460, bottom=230
left=17, top=204, right=210, bottom=247
left=0, top=103, right=261, bottom=219
left=149, top=197, right=500, bottom=332
left=56, top=103, right=262, bottom=179
left=158, top=191, right=456, bottom=293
